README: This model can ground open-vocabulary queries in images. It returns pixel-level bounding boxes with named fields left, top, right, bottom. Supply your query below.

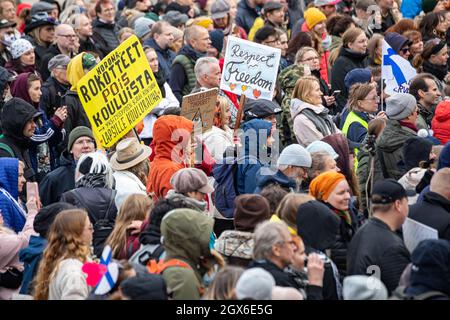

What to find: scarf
left=399, top=120, right=418, bottom=133
left=75, top=173, right=107, bottom=188
left=153, top=69, right=166, bottom=98
left=423, top=60, right=448, bottom=81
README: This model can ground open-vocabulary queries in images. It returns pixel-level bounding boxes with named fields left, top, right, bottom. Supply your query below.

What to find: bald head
left=271, top=286, right=304, bottom=300
left=185, top=25, right=210, bottom=53
left=430, top=168, right=450, bottom=200
left=55, top=24, right=78, bottom=53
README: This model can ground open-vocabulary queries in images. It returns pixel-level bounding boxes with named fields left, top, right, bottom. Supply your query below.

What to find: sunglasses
left=401, top=47, right=410, bottom=54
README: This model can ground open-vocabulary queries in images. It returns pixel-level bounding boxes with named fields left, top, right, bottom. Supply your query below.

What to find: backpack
left=212, top=156, right=239, bottom=219
left=63, top=189, right=117, bottom=258
left=129, top=243, right=166, bottom=266
left=390, top=286, right=449, bottom=300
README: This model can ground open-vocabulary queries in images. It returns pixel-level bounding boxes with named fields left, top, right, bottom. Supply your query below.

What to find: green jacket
left=172, top=54, right=197, bottom=97
left=160, top=208, right=214, bottom=300
left=373, top=120, right=417, bottom=183
left=278, top=64, right=308, bottom=146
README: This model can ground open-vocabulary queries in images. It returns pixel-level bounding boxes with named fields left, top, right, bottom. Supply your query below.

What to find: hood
left=165, top=189, right=207, bottom=212
left=153, top=115, right=193, bottom=161
left=19, top=235, right=47, bottom=264
left=59, top=149, right=75, bottom=167
left=161, top=208, right=214, bottom=267
left=10, top=72, right=36, bottom=107
left=407, top=239, right=450, bottom=296
left=241, top=118, right=272, bottom=157
left=424, top=191, right=450, bottom=212
left=434, top=101, right=450, bottom=123
left=0, top=157, right=19, bottom=198
left=178, top=44, right=205, bottom=61
left=1, top=97, right=41, bottom=143
left=401, top=137, right=432, bottom=172
left=67, top=53, right=85, bottom=91
left=214, top=230, right=253, bottom=259
left=376, top=120, right=415, bottom=152
left=385, top=32, right=410, bottom=54
left=439, top=142, right=450, bottom=169
left=296, top=200, right=341, bottom=251
left=255, top=170, right=297, bottom=191
left=290, top=98, right=324, bottom=118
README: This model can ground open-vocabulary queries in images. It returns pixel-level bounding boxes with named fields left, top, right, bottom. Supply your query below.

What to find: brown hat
left=234, top=194, right=271, bottom=232
left=110, top=138, right=152, bottom=171
left=170, top=168, right=214, bottom=194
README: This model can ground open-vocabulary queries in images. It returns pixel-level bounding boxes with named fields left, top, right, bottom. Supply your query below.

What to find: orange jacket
left=147, top=115, right=193, bottom=199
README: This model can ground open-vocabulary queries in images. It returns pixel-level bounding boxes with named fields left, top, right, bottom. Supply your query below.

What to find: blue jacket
left=236, top=119, right=272, bottom=195
left=254, top=169, right=297, bottom=193
left=401, top=0, right=422, bottom=19
left=19, top=235, right=47, bottom=294
left=0, top=158, right=26, bottom=233
left=143, top=38, right=176, bottom=83
left=236, top=0, right=261, bottom=33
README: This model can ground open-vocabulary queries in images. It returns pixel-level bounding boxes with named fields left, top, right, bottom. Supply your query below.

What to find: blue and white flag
left=95, top=245, right=119, bottom=295
left=382, top=39, right=417, bottom=95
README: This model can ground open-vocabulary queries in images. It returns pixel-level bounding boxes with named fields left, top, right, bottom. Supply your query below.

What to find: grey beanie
left=134, top=17, right=155, bottom=39
left=343, top=275, right=388, bottom=300
left=386, top=93, right=417, bottom=120
left=277, top=144, right=312, bottom=168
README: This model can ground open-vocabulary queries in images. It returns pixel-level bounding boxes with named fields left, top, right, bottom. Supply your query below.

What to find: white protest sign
left=220, top=36, right=281, bottom=100
left=402, top=218, right=438, bottom=253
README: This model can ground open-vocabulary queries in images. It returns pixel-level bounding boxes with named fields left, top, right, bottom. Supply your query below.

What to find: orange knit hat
left=309, top=171, right=346, bottom=201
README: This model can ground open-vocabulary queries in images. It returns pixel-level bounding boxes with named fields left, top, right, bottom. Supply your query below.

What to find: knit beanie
left=385, top=93, right=417, bottom=120
left=304, top=8, right=326, bottom=29
left=134, top=17, right=155, bottom=39
left=33, top=202, right=76, bottom=238
left=209, top=29, right=224, bottom=54
left=422, top=0, right=437, bottom=13
left=277, top=144, right=312, bottom=167
left=68, top=126, right=95, bottom=151
left=343, top=275, right=388, bottom=300
left=11, top=39, right=34, bottom=59
left=309, top=171, right=346, bottom=201
left=234, top=194, right=271, bottom=232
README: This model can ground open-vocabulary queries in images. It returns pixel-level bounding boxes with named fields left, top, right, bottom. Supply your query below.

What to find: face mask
left=2, top=33, right=19, bottom=47
left=322, top=35, right=332, bottom=51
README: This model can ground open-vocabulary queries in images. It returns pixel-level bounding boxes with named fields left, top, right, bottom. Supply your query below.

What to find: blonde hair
left=276, top=194, right=314, bottom=231
left=342, top=27, right=365, bottom=49
left=214, top=95, right=229, bottom=129
left=106, top=194, right=153, bottom=258
left=348, top=83, right=376, bottom=112
left=33, top=209, right=90, bottom=300
left=29, top=27, right=50, bottom=47
left=295, top=46, right=318, bottom=64
left=203, top=266, right=244, bottom=300
left=292, top=76, right=320, bottom=105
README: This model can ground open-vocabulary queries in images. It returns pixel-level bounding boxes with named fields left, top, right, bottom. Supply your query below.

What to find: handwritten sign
left=181, top=88, right=218, bottom=132
left=77, top=35, right=162, bottom=147
left=402, top=218, right=438, bottom=253
left=220, top=36, right=281, bottom=100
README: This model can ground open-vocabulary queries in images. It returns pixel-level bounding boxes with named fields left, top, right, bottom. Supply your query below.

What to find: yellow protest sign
left=77, top=35, right=162, bottom=147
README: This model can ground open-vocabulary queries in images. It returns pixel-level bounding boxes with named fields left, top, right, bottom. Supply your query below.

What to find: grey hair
left=194, top=57, right=219, bottom=79
left=307, top=151, right=333, bottom=179
left=184, top=25, right=206, bottom=43
left=253, top=221, right=289, bottom=260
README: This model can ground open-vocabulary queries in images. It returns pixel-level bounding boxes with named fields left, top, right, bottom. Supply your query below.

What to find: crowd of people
left=1, top=0, right=450, bottom=301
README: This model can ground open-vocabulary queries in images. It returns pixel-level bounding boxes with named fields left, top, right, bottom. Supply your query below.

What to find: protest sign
left=220, top=36, right=281, bottom=100
left=77, top=35, right=162, bottom=147
left=402, top=218, right=438, bottom=253
left=181, top=88, right=218, bottom=132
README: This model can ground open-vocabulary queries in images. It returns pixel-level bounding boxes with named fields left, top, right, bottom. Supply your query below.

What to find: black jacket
left=92, top=19, right=120, bottom=58
left=248, top=259, right=323, bottom=300
left=79, top=37, right=104, bottom=59
left=63, top=90, right=91, bottom=144
left=39, top=76, right=70, bottom=119
left=347, top=217, right=411, bottom=294
left=0, top=98, right=38, bottom=181
left=38, top=45, right=62, bottom=81
left=330, top=48, right=369, bottom=111
left=38, top=150, right=76, bottom=206
left=409, top=192, right=450, bottom=242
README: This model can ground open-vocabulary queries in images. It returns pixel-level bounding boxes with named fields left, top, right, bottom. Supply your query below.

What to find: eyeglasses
left=57, top=34, right=77, bottom=39
left=302, top=56, right=320, bottom=62
left=74, top=138, right=95, bottom=145
left=264, top=39, right=280, bottom=45
left=363, top=96, right=380, bottom=102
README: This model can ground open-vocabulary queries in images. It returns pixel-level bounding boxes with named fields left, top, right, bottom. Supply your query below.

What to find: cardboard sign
left=181, top=88, right=218, bottom=132
left=77, top=35, right=162, bottom=147
left=402, top=218, right=438, bottom=253
left=220, top=36, right=281, bottom=100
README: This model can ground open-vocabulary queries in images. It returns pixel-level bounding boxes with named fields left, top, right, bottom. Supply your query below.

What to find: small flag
left=382, top=39, right=417, bottom=95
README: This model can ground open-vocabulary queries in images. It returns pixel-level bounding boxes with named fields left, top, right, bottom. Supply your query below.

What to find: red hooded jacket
left=432, top=101, right=450, bottom=145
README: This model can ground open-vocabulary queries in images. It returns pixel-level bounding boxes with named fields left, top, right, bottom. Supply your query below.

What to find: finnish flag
left=95, top=245, right=119, bottom=295
left=382, top=39, right=417, bottom=95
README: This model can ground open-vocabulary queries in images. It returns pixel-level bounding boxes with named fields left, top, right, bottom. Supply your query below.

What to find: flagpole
left=381, top=40, right=384, bottom=112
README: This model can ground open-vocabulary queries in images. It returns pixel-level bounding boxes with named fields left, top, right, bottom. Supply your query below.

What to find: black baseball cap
left=244, top=99, right=282, bottom=121
left=371, top=179, right=415, bottom=204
